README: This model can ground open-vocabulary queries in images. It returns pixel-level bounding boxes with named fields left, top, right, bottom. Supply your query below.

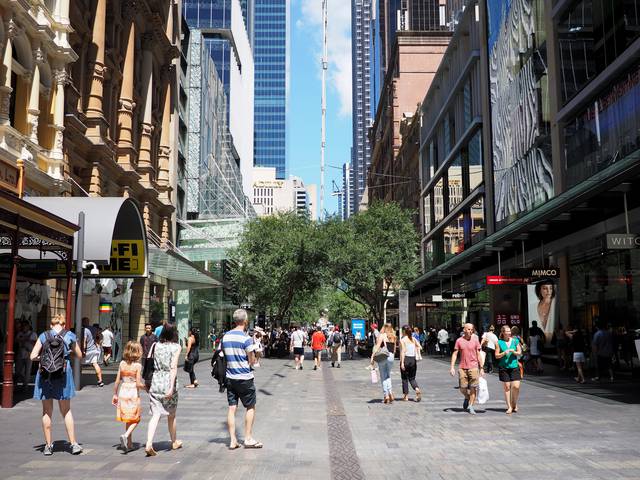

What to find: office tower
left=253, top=0, right=289, bottom=179
left=351, top=0, right=375, bottom=211
left=183, top=0, right=255, bottom=196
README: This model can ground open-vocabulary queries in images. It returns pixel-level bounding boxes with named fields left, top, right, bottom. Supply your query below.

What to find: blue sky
left=288, top=0, right=352, bottom=217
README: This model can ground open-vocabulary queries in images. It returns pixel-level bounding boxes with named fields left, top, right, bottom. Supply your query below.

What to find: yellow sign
left=99, top=240, right=146, bottom=276
left=253, top=180, right=284, bottom=188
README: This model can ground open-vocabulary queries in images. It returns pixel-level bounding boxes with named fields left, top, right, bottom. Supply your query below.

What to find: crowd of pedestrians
left=22, top=310, right=637, bottom=457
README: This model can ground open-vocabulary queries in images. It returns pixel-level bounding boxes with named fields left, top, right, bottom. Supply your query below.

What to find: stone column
left=89, top=162, right=102, bottom=196
left=86, top=0, right=106, bottom=119
left=0, top=20, right=18, bottom=125
left=142, top=201, right=151, bottom=229
left=117, top=19, right=136, bottom=168
left=137, top=33, right=154, bottom=184
left=27, top=47, right=45, bottom=144
left=160, top=215, right=170, bottom=244
left=48, top=68, right=67, bottom=178
left=157, top=75, right=171, bottom=190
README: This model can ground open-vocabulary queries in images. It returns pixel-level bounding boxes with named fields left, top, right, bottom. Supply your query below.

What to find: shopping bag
left=477, top=377, right=489, bottom=404
left=370, top=367, right=378, bottom=384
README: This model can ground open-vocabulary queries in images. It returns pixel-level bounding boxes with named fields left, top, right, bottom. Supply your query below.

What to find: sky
left=289, top=0, right=352, bottom=218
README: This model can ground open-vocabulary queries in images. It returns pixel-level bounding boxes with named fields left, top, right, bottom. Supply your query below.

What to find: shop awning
left=148, top=245, right=223, bottom=290
left=25, top=197, right=148, bottom=277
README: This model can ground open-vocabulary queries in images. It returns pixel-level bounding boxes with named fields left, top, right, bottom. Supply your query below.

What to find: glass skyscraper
left=351, top=0, right=375, bottom=213
left=253, top=0, right=289, bottom=179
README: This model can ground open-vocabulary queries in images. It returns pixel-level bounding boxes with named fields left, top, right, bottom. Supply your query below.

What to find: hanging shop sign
left=98, top=240, right=146, bottom=276
left=99, top=302, right=113, bottom=313
left=606, top=234, right=640, bottom=249
left=511, top=267, right=560, bottom=279
left=486, top=276, right=530, bottom=285
left=442, top=292, right=476, bottom=300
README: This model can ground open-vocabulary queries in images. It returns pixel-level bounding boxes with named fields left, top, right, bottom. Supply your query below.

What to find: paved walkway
left=1, top=354, right=639, bottom=479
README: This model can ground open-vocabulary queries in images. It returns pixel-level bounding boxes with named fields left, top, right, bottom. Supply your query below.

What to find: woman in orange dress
left=112, top=341, right=145, bottom=452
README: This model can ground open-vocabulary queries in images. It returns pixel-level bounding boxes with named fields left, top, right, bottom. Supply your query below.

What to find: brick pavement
left=1, top=353, right=639, bottom=480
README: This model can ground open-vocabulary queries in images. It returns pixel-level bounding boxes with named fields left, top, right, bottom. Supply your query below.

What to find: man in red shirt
left=449, top=323, right=484, bottom=414
left=311, top=326, right=326, bottom=371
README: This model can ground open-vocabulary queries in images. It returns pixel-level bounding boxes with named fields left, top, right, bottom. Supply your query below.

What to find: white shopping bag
left=477, top=377, right=489, bottom=404
left=370, top=367, right=378, bottom=384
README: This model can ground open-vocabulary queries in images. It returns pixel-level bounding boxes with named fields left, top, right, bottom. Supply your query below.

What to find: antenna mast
left=320, top=0, right=328, bottom=220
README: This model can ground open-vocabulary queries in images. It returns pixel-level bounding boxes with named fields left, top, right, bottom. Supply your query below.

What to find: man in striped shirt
left=221, top=309, right=262, bottom=449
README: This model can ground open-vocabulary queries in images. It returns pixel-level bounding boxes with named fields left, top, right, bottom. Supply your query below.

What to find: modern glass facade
left=253, top=0, right=288, bottom=179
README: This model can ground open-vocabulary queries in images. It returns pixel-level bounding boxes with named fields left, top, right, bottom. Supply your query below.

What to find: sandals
left=244, top=440, right=263, bottom=449
left=228, top=443, right=241, bottom=450
left=416, top=391, right=422, bottom=402
left=172, top=440, right=183, bottom=450
left=145, top=446, right=157, bottom=457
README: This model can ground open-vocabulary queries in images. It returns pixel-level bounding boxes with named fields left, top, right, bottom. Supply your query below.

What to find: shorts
left=293, top=347, right=304, bottom=356
left=102, top=346, right=112, bottom=356
left=84, top=351, right=100, bottom=365
left=498, top=367, right=522, bottom=382
left=226, top=378, right=256, bottom=408
left=313, top=349, right=323, bottom=359
left=573, top=352, right=585, bottom=363
left=458, top=368, right=480, bottom=389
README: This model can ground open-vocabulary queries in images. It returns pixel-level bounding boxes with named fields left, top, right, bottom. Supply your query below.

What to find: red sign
left=486, top=276, right=530, bottom=285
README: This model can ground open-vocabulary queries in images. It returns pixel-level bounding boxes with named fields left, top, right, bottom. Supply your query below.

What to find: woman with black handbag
left=184, top=328, right=200, bottom=388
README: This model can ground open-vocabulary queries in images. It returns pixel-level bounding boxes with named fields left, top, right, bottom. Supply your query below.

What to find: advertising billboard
left=351, top=318, right=366, bottom=342
left=527, top=280, right=558, bottom=345
left=487, top=0, right=553, bottom=227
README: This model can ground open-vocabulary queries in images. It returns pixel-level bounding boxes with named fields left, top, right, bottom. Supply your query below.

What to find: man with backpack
left=330, top=326, right=343, bottom=368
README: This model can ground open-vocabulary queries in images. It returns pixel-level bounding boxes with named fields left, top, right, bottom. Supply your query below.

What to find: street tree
left=230, top=211, right=327, bottom=324
left=322, top=202, right=419, bottom=324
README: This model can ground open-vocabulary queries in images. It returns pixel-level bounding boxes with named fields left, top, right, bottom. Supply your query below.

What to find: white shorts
left=84, top=351, right=100, bottom=365
left=573, top=352, right=585, bottom=363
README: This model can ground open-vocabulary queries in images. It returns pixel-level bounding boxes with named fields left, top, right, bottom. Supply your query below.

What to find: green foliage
left=230, top=211, right=327, bottom=322
left=322, top=202, right=419, bottom=323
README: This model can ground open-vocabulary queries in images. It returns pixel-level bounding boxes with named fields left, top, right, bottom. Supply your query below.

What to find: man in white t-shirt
left=438, top=327, right=449, bottom=357
left=101, top=326, right=114, bottom=366
left=481, top=325, right=498, bottom=373
left=290, top=325, right=307, bottom=370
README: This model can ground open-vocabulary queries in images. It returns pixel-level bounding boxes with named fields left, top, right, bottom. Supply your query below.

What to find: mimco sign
left=607, top=234, right=640, bottom=250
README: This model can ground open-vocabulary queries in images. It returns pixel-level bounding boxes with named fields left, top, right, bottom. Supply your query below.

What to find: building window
left=463, top=79, right=472, bottom=129
left=448, top=155, right=463, bottom=211
left=423, top=194, right=432, bottom=233
left=564, top=61, right=640, bottom=187
left=558, top=0, right=640, bottom=104
left=443, top=213, right=465, bottom=261
left=470, top=196, right=486, bottom=245
left=467, top=130, right=483, bottom=192
left=434, top=177, right=445, bottom=224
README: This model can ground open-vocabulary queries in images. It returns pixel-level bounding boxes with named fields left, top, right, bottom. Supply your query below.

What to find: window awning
left=25, top=197, right=148, bottom=277
left=148, top=245, right=222, bottom=290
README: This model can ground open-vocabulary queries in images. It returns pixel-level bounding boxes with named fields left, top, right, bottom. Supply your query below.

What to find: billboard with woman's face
left=527, top=280, right=558, bottom=344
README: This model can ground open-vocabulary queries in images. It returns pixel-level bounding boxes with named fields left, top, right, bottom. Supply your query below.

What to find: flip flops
left=244, top=440, right=263, bottom=449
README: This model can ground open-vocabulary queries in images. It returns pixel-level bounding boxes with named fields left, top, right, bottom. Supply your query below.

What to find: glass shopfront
left=569, top=238, right=640, bottom=332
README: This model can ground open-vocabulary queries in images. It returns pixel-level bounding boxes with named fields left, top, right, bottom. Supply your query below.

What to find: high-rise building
left=251, top=167, right=316, bottom=220
left=183, top=0, right=255, bottom=197
left=342, top=162, right=355, bottom=220
left=351, top=0, right=375, bottom=212
left=253, top=0, right=289, bottom=179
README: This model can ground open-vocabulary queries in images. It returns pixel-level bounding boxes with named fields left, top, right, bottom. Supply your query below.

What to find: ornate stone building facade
left=0, top=0, right=77, bottom=194
left=65, top=0, right=178, bottom=232
left=64, top=0, right=181, bottom=338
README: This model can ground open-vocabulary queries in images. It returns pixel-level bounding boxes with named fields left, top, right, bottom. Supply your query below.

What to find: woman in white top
left=400, top=326, right=422, bottom=402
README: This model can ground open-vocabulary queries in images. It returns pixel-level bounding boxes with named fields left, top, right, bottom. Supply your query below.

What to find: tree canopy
left=231, top=202, right=419, bottom=326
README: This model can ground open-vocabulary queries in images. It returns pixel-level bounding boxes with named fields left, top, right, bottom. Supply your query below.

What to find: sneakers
left=97, top=381, right=104, bottom=387
left=463, top=398, right=469, bottom=410
left=299, top=365, right=303, bottom=370
left=331, top=362, right=335, bottom=367
left=468, top=406, right=476, bottom=415
left=70, top=443, right=83, bottom=455
left=337, top=364, right=341, bottom=368
left=313, top=365, right=317, bottom=371
left=120, top=434, right=128, bottom=451
left=43, top=444, right=53, bottom=456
